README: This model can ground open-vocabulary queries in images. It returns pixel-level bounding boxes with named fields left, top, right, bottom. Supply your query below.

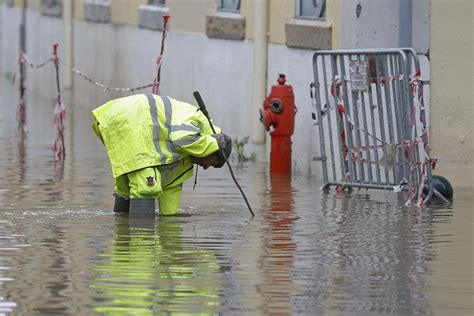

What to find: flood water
left=0, top=81, right=472, bottom=315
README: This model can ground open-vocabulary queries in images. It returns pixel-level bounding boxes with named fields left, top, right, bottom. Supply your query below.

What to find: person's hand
left=191, top=153, right=219, bottom=169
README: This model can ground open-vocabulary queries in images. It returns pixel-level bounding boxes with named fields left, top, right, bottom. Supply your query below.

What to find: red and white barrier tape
left=21, top=51, right=52, bottom=69
left=152, top=14, right=170, bottom=94
left=69, top=64, right=155, bottom=92
left=14, top=52, right=157, bottom=93
left=11, top=51, right=52, bottom=85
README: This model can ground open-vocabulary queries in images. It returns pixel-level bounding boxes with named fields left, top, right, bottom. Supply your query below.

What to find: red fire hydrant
left=259, top=74, right=297, bottom=174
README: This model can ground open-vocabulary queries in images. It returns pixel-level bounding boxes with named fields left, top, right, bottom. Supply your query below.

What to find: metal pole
left=312, top=55, right=328, bottom=184
left=53, top=43, right=65, bottom=159
left=19, top=0, right=26, bottom=99
left=359, top=73, right=373, bottom=184
left=152, top=14, right=170, bottom=94
left=193, top=91, right=255, bottom=217
left=321, top=56, right=337, bottom=182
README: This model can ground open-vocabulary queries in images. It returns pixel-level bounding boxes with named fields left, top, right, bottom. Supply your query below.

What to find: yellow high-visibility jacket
left=92, top=94, right=220, bottom=181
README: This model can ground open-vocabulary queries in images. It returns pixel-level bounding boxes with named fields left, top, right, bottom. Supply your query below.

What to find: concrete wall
left=430, top=0, right=473, bottom=189
left=341, top=0, right=399, bottom=48
left=340, top=0, right=429, bottom=53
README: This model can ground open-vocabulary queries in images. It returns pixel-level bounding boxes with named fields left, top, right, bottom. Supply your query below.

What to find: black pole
left=53, top=43, right=65, bottom=159
left=19, top=0, right=26, bottom=101
left=193, top=91, right=255, bottom=217
left=153, top=14, right=170, bottom=94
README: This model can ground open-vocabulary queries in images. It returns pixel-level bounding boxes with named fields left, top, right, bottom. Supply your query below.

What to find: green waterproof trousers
left=114, top=166, right=183, bottom=215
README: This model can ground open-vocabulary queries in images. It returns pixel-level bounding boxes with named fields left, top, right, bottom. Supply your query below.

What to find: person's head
left=191, top=133, right=232, bottom=169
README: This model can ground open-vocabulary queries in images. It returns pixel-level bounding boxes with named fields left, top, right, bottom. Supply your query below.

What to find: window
left=218, top=0, right=240, bottom=12
left=206, top=0, right=245, bottom=40
left=285, top=0, right=331, bottom=49
left=138, top=0, right=169, bottom=30
left=84, top=0, right=110, bottom=23
left=297, top=0, right=326, bottom=19
left=148, top=0, right=165, bottom=5
left=41, top=0, right=62, bottom=17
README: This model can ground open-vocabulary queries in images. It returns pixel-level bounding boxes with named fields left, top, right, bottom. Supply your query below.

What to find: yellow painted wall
left=110, top=0, right=147, bottom=26
left=430, top=0, right=473, bottom=189
left=268, top=0, right=293, bottom=44
left=326, top=0, right=341, bottom=48
left=13, top=0, right=37, bottom=10
left=74, top=0, right=84, bottom=19
left=241, top=0, right=253, bottom=40
left=167, top=0, right=214, bottom=34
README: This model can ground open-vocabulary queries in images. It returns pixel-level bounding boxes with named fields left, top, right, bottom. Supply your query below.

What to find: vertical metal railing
left=312, top=48, right=438, bottom=206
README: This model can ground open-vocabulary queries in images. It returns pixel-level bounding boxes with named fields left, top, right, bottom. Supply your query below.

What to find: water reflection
left=53, top=159, right=65, bottom=182
left=91, top=215, right=224, bottom=315
left=313, top=192, right=430, bottom=314
left=259, top=174, right=298, bottom=315
left=15, top=133, right=27, bottom=184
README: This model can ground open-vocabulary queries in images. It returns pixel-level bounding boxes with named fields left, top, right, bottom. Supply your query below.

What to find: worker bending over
left=92, top=94, right=232, bottom=215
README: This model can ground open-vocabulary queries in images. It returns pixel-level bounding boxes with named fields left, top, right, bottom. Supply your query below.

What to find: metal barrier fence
left=311, top=48, right=449, bottom=207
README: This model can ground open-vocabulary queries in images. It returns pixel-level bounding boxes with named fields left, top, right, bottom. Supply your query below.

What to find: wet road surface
left=0, top=82, right=472, bottom=315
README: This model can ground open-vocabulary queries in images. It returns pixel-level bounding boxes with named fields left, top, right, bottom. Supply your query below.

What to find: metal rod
left=312, top=55, right=328, bottom=184
left=321, top=56, right=336, bottom=181
left=339, top=55, right=357, bottom=181
left=153, top=14, right=170, bottom=94
left=193, top=91, right=255, bottom=217
left=19, top=0, right=26, bottom=101
left=374, top=54, right=390, bottom=183
left=367, top=59, right=381, bottom=185
left=351, top=54, right=365, bottom=183
left=330, top=55, right=347, bottom=181
left=397, top=52, right=414, bottom=184
left=359, top=55, right=373, bottom=183
left=382, top=54, right=397, bottom=184
left=389, top=54, right=404, bottom=182
left=53, top=43, right=65, bottom=158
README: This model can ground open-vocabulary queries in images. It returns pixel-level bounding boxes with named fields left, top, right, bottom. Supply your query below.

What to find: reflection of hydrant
left=259, top=74, right=297, bottom=174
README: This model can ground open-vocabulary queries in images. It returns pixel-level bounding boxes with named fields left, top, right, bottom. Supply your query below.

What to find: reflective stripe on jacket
left=92, top=94, right=220, bottom=178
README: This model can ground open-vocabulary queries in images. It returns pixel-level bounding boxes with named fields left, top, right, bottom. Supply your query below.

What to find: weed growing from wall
left=233, top=136, right=255, bottom=166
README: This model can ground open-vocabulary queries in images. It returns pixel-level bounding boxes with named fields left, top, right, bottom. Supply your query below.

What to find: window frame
left=41, top=0, right=62, bottom=17
left=148, top=0, right=166, bottom=6
left=296, top=0, right=326, bottom=21
left=217, top=0, right=241, bottom=13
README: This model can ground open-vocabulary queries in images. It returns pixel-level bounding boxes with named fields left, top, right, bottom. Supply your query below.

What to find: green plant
left=233, top=136, right=255, bottom=164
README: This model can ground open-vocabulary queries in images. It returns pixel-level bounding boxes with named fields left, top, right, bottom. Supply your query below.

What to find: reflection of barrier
left=311, top=48, right=450, bottom=207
